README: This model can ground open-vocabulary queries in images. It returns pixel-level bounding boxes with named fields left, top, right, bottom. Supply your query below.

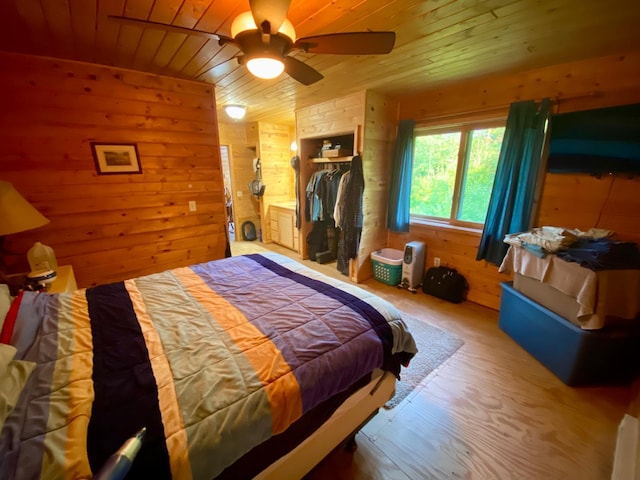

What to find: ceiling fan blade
left=196, top=52, right=243, bottom=79
left=108, top=15, right=233, bottom=43
left=283, top=57, right=324, bottom=85
left=249, top=0, right=291, bottom=33
left=294, top=32, right=396, bottom=55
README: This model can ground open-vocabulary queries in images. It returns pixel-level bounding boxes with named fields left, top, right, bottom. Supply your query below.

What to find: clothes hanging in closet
left=305, top=164, right=350, bottom=265
left=305, top=167, right=348, bottom=224
left=336, top=155, right=364, bottom=274
left=333, top=171, right=349, bottom=227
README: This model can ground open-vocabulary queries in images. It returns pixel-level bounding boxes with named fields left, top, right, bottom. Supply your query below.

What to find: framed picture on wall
left=91, top=143, right=142, bottom=175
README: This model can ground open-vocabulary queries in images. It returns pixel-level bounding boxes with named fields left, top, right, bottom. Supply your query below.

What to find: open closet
left=295, top=91, right=398, bottom=282
left=302, top=131, right=356, bottom=273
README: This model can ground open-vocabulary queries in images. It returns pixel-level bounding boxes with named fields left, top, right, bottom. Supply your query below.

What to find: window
left=410, top=121, right=505, bottom=227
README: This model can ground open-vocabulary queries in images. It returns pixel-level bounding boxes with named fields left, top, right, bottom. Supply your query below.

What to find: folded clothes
left=556, top=238, right=640, bottom=270
left=503, top=226, right=639, bottom=270
left=521, top=242, right=548, bottom=258
left=567, top=227, right=614, bottom=239
left=505, top=226, right=577, bottom=253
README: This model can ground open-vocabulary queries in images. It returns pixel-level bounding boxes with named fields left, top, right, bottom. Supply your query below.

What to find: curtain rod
left=411, top=90, right=603, bottom=124
left=413, top=106, right=508, bottom=128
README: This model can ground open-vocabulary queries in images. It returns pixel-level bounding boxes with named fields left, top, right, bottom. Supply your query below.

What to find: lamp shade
left=0, top=181, right=49, bottom=236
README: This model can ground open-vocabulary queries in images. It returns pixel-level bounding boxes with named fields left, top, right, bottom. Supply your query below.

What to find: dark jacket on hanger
left=340, top=155, right=364, bottom=259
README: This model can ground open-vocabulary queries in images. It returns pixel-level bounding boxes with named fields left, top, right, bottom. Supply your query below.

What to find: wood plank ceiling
left=1, top=0, right=639, bottom=125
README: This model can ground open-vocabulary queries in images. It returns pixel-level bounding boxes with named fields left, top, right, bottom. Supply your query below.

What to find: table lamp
left=0, top=181, right=50, bottom=277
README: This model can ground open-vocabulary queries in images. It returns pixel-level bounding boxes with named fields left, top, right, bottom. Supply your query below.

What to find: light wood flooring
left=230, top=240, right=631, bottom=480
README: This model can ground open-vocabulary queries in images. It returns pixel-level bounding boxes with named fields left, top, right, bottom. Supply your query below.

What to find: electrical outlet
left=237, top=190, right=243, bottom=198
left=434, top=257, right=441, bottom=267
left=189, top=200, right=197, bottom=212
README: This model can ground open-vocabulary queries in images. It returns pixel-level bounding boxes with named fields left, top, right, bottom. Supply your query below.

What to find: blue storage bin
left=499, top=282, right=640, bottom=386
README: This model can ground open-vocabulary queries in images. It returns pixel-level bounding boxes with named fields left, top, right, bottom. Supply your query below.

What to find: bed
left=0, top=252, right=416, bottom=479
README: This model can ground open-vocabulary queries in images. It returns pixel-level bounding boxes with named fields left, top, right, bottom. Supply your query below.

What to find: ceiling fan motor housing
left=234, top=30, right=293, bottom=63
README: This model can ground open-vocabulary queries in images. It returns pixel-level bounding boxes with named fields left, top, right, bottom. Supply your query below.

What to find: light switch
left=237, top=191, right=243, bottom=198
left=189, top=200, right=197, bottom=212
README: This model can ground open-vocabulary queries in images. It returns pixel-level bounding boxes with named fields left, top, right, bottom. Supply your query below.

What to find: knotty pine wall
left=358, top=91, right=400, bottom=282
left=0, top=52, right=227, bottom=288
left=296, top=90, right=397, bottom=282
left=393, top=50, right=640, bottom=310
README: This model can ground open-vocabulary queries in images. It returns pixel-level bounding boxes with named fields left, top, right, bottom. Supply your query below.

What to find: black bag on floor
left=306, top=222, right=328, bottom=261
left=422, top=266, right=468, bottom=303
left=241, top=221, right=257, bottom=241
left=315, top=250, right=335, bottom=264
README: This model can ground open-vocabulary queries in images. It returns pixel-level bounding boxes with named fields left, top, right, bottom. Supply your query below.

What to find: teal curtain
left=387, top=119, right=415, bottom=232
left=476, top=99, right=551, bottom=265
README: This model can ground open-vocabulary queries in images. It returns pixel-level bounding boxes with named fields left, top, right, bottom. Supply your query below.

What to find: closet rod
left=311, top=155, right=355, bottom=164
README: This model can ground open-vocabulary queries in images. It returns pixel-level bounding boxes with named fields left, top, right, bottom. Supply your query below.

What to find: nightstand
left=48, top=265, right=78, bottom=294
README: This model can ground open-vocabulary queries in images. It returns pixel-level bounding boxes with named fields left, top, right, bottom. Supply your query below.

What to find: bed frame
left=255, top=370, right=396, bottom=479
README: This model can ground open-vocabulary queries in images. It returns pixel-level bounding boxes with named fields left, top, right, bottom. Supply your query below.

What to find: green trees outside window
left=410, top=123, right=505, bottom=226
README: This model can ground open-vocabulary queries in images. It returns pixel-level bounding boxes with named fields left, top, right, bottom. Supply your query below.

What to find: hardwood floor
left=230, top=240, right=631, bottom=480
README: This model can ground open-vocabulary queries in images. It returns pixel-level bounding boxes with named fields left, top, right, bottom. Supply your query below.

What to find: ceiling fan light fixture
left=224, top=105, right=247, bottom=120
left=246, top=57, right=285, bottom=79
left=231, top=11, right=296, bottom=41
left=231, top=11, right=256, bottom=38
left=277, top=18, right=296, bottom=42
left=110, top=6, right=395, bottom=88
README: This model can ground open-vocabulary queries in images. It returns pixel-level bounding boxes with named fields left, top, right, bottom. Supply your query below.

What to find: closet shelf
left=312, top=156, right=354, bottom=164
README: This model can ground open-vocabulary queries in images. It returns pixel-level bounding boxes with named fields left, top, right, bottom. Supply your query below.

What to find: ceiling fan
left=109, top=0, right=396, bottom=85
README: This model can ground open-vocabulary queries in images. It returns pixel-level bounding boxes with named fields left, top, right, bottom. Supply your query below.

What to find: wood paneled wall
left=356, top=91, right=399, bottom=282
left=392, top=50, right=640, bottom=310
left=296, top=91, right=397, bottom=282
left=0, top=52, right=227, bottom=287
left=538, top=174, right=640, bottom=243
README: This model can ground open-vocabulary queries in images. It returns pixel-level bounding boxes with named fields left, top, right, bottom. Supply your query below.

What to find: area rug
left=385, top=315, right=464, bottom=409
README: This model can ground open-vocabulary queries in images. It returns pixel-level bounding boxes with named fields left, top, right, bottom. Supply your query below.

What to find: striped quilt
left=0, top=252, right=416, bottom=479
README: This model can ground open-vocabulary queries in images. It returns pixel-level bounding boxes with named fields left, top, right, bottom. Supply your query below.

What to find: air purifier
left=401, top=241, right=426, bottom=292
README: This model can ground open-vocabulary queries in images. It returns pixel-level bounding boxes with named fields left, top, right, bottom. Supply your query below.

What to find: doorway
left=220, top=145, right=234, bottom=239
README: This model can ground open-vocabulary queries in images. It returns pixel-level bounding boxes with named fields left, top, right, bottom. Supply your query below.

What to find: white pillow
left=0, top=284, right=11, bottom=335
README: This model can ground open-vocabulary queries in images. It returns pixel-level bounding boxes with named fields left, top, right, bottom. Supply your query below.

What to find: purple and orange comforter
left=0, top=252, right=416, bottom=479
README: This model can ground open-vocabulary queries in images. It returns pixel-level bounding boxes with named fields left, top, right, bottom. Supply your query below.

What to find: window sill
left=410, top=218, right=483, bottom=236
